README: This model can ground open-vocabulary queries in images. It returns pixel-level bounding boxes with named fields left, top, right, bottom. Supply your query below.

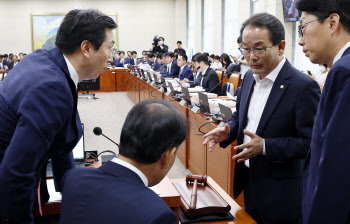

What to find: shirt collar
left=111, top=157, right=149, bottom=187
left=63, top=55, right=79, bottom=87
left=181, top=64, right=186, bottom=70
left=201, top=66, right=209, bottom=76
left=333, top=42, right=350, bottom=65
left=253, top=57, right=286, bottom=83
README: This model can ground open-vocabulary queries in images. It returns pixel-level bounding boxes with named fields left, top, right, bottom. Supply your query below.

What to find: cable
left=96, top=150, right=118, bottom=162
left=188, top=112, right=214, bottom=136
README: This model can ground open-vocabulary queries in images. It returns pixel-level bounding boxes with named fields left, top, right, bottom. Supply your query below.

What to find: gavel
left=186, top=174, right=207, bottom=209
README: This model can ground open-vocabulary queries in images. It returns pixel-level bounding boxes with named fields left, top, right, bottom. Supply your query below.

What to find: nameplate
left=151, top=81, right=155, bottom=86
left=218, top=122, right=226, bottom=128
left=179, top=99, right=187, bottom=106
left=166, top=91, right=171, bottom=96
left=147, top=80, right=150, bottom=84
left=159, top=88, right=164, bottom=93
left=191, top=105, right=200, bottom=113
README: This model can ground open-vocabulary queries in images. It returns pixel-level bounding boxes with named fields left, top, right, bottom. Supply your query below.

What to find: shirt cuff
left=262, top=139, right=266, bottom=155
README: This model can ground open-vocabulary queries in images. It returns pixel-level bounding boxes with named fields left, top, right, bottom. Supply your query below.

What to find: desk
left=172, top=177, right=256, bottom=224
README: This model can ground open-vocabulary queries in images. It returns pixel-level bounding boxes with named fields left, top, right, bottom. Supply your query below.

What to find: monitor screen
left=282, top=0, right=299, bottom=23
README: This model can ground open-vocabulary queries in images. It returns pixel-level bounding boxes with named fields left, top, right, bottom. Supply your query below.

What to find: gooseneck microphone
left=93, top=127, right=120, bottom=148
left=208, top=76, right=228, bottom=93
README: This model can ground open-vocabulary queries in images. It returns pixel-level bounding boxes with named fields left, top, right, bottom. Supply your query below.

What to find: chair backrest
left=222, top=73, right=241, bottom=93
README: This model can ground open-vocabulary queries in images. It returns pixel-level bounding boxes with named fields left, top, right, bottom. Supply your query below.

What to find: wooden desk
left=172, top=177, right=256, bottom=224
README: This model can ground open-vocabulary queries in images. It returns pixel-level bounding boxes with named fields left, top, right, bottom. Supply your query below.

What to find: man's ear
left=277, top=40, right=286, bottom=56
left=329, top=13, right=341, bottom=36
left=81, top=40, right=93, bottom=58
left=160, top=147, right=177, bottom=169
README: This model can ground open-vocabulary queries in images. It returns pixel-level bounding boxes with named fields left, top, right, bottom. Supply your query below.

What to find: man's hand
left=203, top=124, right=230, bottom=152
left=174, top=78, right=179, bottom=81
left=156, top=73, right=161, bottom=78
left=183, top=78, right=189, bottom=83
left=232, top=130, right=264, bottom=163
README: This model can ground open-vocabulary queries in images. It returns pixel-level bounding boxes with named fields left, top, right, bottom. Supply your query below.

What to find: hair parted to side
left=119, top=99, right=188, bottom=164
left=240, top=12, right=285, bottom=46
left=55, top=9, right=117, bottom=54
left=296, top=0, right=350, bottom=33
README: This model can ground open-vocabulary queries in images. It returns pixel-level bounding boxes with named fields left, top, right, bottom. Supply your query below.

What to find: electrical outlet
left=85, top=150, right=98, bottom=159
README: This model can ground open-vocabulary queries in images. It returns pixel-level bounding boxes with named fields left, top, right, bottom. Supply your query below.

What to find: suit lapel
left=240, top=71, right=256, bottom=128
left=255, top=60, right=292, bottom=135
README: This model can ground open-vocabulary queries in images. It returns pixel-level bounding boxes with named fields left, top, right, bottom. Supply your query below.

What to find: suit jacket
left=2, top=60, right=8, bottom=66
left=8, top=61, right=18, bottom=70
left=114, top=58, right=127, bottom=67
left=159, top=44, right=169, bottom=53
left=129, top=57, right=137, bottom=66
left=60, top=161, right=178, bottom=224
left=153, top=59, right=161, bottom=71
left=179, top=64, right=193, bottom=81
left=156, top=63, right=167, bottom=73
left=190, top=71, right=202, bottom=88
left=199, top=67, right=220, bottom=94
left=220, top=59, right=320, bottom=223
left=303, top=47, right=350, bottom=224
left=0, top=47, right=82, bottom=224
left=160, top=60, right=180, bottom=78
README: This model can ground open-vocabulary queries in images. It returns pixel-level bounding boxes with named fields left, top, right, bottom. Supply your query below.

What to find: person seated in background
left=232, top=36, right=250, bottom=79
left=8, top=55, right=18, bottom=70
left=314, top=64, right=330, bottom=92
left=211, top=55, right=222, bottom=70
left=147, top=53, right=156, bottom=67
left=191, top=53, right=220, bottom=94
left=174, top=40, right=186, bottom=59
left=19, top=53, right=24, bottom=62
left=0, top=55, right=3, bottom=69
left=175, top=53, right=193, bottom=81
left=182, top=53, right=201, bottom=85
left=131, top=51, right=138, bottom=65
left=111, top=51, right=120, bottom=66
left=60, top=99, right=188, bottom=224
left=2, top=54, right=9, bottom=67
left=220, top=53, right=233, bottom=71
left=153, top=53, right=162, bottom=71
left=209, top=54, right=215, bottom=63
left=126, top=51, right=132, bottom=61
left=114, top=51, right=127, bottom=67
left=157, top=52, right=179, bottom=78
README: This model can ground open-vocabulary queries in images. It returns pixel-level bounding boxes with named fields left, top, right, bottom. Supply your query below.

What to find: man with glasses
left=203, top=13, right=320, bottom=223
left=296, top=0, right=350, bottom=223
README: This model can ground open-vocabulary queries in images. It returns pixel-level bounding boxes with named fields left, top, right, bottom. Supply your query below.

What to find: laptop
left=153, top=74, right=161, bottom=85
left=168, top=81, right=183, bottom=101
left=218, top=103, right=233, bottom=123
left=160, top=77, right=167, bottom=92
left=46, top=124, right=86, bottom=178
left=146, top=72, right=153, bottom=81
left=198, top=92, right=220, bottom=115
left=181, top=86, right=198, bottom=107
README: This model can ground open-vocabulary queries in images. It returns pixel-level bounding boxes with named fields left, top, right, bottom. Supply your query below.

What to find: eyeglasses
left=238, top=45, right=275, bottom=57
left=298, top=18, right=323, bottom=38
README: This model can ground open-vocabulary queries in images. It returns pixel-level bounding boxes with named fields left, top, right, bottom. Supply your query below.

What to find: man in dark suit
left=114, top=51, right=127, bottom=67
left=8, top=55, right=19, bottom=70
left=203, top=13, right=320, bottom=223
left=60, top=99, right=188, bottom=224
left=157, top=52, right=180, bottom=78
left=191, top=53, right=220, bottom=94
left=147, top=53, right=156, bottom=67
left=176, top=53, right=193, bottom=81
left=297, top=1, right=350, bottom=223
left=130, top=51, right=138, bottom=65
left=158, top=37, right=169, bottom=53
left=2, top=54, right=8, bottom=67
left=153, top=53, right=162, bottom=71
left=174, top=40, right=186, bottom=59
left=0, top=9, right=117, bottom=224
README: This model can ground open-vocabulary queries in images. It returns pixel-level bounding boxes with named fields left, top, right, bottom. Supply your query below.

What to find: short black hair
left=132, top=51, right=137, bottom=55
left=192, top=53, right=201, bottom=62
left=119, top=51, right=125, bottom=55
left=209, top=54, right=215, bottom=59
left=177, top=41, right=182, bottom=44
left=55, top=9, right=117, bottom=54
left=165, top=52, right=175, bottom=58
left=195, top=53, right=209, bottom=65
left=119, top=99, right=188, bottom=164
left=159, top=37, right=165, bottom=41
left=19, top=53, right=23, bottom=56
left=203, top=52, right=209, bottom=57
left=162, top=53, right=167, bottom=59
left=148, top=53, right=155, bottom=58
left=296, top=0, right=350, bottom=33
left=3, top=54, right=8, bottom=58
left=178, top=53, right=188, bottom=62
left=240, top=12, right=285, bottom=45
left=0, top=55, right=3, bottom=59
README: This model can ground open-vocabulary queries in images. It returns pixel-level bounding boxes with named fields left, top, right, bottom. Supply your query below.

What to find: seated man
left=191, top=53, right=220, bottom=94
left=158, top=52, right=180, bottom=78
left=147, top=53, right=156, bottom=67
left=113, top=51, right=127, bottom=67
left=130, top=51, right=138, bottom=65
left=153, top=53, right=162, bottom=71
left=60, top=99, right=188, bottom=224
left=176, top=53, right=193, bottom=81
left=8, top=55, right=18, bottom=70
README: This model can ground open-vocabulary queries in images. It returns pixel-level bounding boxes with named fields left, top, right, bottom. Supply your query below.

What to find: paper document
left=47, top=179, right=62, bottom=202
left=188, top=88, right=205, bottom=93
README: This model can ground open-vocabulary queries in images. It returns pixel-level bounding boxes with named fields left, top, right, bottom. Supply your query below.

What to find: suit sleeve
left=204, top=72, right=219, bottom=92
left=265, top=80, right=321, bottom=161
left=0, top=81, right=73, bottom=222
left=306, top=65, right=350, bottom=223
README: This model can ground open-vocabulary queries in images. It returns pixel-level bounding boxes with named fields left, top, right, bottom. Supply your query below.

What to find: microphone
left=93, top=127, right=120, bottom=148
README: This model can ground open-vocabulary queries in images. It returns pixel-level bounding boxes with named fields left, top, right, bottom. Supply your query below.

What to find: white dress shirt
left=200, top=66, right=209, bottom=87
left=167, top=63, right=172, bottom=74
left=333, top=42, right=350, bottom=65
left=243, top=57, right=286, bottom=167
left=63, top=55, right=79, bottom=87
left=111, top=157, right=149, bottom=187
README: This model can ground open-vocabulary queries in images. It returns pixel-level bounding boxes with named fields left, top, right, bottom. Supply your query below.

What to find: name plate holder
left=179, top=99, right=187, bottom=106
left=191, top=105, right=200, bottom=114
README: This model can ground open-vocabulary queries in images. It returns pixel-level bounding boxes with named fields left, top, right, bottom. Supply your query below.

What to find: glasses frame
left=298, top=18, right=325, bottom=38
left=238, top=45, right=275, bottom=57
